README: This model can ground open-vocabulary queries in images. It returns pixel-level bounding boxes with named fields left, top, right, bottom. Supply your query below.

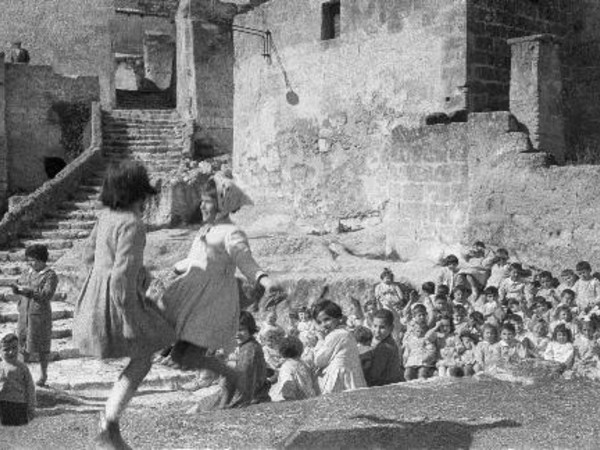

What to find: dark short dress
left=17, top=267, right=57, bottom=355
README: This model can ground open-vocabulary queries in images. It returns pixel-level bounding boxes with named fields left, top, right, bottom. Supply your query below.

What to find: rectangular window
left=322, top=1, right=341, bottom=41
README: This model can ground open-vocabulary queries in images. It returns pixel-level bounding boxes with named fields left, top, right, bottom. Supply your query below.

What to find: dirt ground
left=1, top=375, right=598, bottom=449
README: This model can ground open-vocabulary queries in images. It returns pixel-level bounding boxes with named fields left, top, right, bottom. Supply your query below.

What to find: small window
left=322, top=1, right=341, bottom=41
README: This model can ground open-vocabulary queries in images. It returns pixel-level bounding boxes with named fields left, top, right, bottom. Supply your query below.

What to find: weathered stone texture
left=5, top=65, right=99, bottom=194
left=234, top=0, right=468, bottom=240
left=0, top=57, right=7, bottom=212
left=0, top=0, right=114, bottom=107
left=509, top=35, right=565, bottom=164
left=144, top=33, right=176, bottom=90
left=466, top=0, right=571, bottom=112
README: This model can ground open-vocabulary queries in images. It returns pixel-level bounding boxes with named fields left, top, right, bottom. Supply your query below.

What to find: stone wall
left=466, top=112, right=600, bottom=274
left=0, top=102, right=103, bottom=248
left=113, top=14, right=175, bottom=56
left=4, top=64, right=99, bottom=194
left=0, top=58, right=7, bottom=212
left=234, top=0, right=469, bottom=235
left=466, top=0, right=571, bottom=112
left=0, top=0, right=114, bottom=107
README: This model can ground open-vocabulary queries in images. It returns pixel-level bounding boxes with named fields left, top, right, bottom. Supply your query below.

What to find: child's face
left=577, top=268, right=592, bottom=281
left=448, top=263, right=459, bottom=273
left=414, top=310, right=427, bottom=324
left=26, top=256, right=45, bottom=272
left=582, top=323, right=595, bottom=339
left=438, top=319, right=452, bottom=335
left=298, top=311, right=309, bottom=322
left=500, top=328, right=515, bottom=343
left=486, top=293, right=497, bottom=303
left=563, top=273, right=577, bottom=286
left=556, top=330, right=569, bottom=344
left=316, top=311, right=339, bottom=335
left=236, top=326, right=252, bottom=346
left=461, top=336, right=475, bottom=350
left=509, top=268, right=519, bottom=281
left=382, top=274, right=393, bottom=285
left=0, top=341, right=18, bottom=362
left=509, top=302, right=521, bottom=313
left=483, top=328, right=496, bottom=343
left=416, top=323, right=428, bottom=337
left=200, top=193, right=218, bottom=223
left=540, top=277, right=553, bottom=289
left=510, top=320, right=524, bottom=334
left=372, top=318, right=392, bottom=341
left=561, top=293, right=574, bottom=305
left=365, top=304, right=376, bottom=316
left=558, top=310, right=569, bottom=322
left=453, top=311, right=466, bottom=324
left=434, top=298, right=447, bottom=310
left=305, top=334, right=318, bottom=348
left=533, top=322, right=546, bottom=337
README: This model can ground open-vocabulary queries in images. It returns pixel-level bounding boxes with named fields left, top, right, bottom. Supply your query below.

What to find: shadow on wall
left=284, top=417, right=521, bottom=449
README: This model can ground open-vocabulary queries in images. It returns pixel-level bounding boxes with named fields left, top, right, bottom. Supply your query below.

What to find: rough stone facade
left=234, top=0, right=468, bottom=232
left=0, top=0, right=114, bottom=107
left=4, top=64, right=99, bottom=194
left=232, top=0, right=600, bottom=269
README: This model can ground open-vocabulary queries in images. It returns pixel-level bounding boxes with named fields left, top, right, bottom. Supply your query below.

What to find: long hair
left=100, top=161, right=157, bottom=210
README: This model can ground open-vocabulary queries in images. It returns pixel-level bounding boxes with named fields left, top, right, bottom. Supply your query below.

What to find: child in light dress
left=313, top=301, right=366, bottom=394
left=557, top=269, right=578, bottom=295
left=537, top=271, right=560, bottom=307
left=474, top=324, right=498, bottom=373
left=543, top=324, right=575, bottom=373
left=549, top=305, right=578, bottom=337
left=573, top=261, right=600, bottom=314
left=403, top=322, right=437, bottom=380
left=522, top=319, right=550, bottom=359
left=498, top=263, right=527, bottom=302
left=270, top=336, right=317, bottom=402
left=485, top=248, right=511, bottom=288
left=374, top=268, right=405, bottom=311
left=0, top=333, right=35, bottom=426
left=572, top=319, right=600, bottom=379
left=473, top=286, right=499, bottom=321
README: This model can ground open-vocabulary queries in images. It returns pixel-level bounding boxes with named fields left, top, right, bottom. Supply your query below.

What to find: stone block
left=406, top=165, right=434, bottom=183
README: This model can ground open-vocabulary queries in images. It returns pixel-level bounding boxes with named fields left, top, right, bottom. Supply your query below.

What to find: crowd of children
left=223, top=242, right=600, bottom=406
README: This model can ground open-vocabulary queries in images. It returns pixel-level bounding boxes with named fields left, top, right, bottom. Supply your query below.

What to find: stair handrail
left=0, top=102, right=104, bottom=248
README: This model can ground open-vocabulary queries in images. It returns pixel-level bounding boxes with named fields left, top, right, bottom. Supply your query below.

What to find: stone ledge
left=507, top=34, right=561, bottom=46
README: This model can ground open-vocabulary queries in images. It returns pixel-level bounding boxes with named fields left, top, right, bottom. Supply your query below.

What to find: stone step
left=104, top=138, right=183, bottom=146
left=105, top=154, right=182, bottom=165
left=58, top=200, right=101, bottom=211
left=19, top=228, right=92, bottom=241
left=103, top=119, right=181, bottom=126
left=38, top=219, right=96, bottom=231
left=0, top=301, right=74, bottom=323
left=0, top=318, right=72, bottom=340
left=19, top=238, right=74, bottom=251
left=46, top=209, right=98, bottom=221
left=103, top=145, right=183, bottom=154
left=0, top=248, right=68, bottom=264
left=104, top=128, right=182, bottom=136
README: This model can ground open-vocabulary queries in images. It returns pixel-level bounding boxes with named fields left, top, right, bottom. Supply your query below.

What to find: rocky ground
left=1, top=374, right=598, bottom=449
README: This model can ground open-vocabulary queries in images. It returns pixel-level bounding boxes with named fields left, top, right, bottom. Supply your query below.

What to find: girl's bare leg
left=37, top=352, right=49, bottom=386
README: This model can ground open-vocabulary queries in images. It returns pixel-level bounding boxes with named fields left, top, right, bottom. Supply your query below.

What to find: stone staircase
left=0, top=108, right=188, bottom=389
left=102, top=109, right=184, bottom=177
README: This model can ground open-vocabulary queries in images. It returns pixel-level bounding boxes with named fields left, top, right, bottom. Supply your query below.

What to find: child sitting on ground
left=297, top=306, right=314, bottom=335
left=437, top=255, right=463, bottom=294
left=403, top=322, right=437, bottom=380
left=550, top=305, right=578, bottom=337
left=270, top=336, right=317, bottom=402
left=313, top=301, right=366, bottom=394
left=527, top=298, right=552, bottom=331
left=455, top=331, right=479, bottom=377
left=474, top=323, right=498, bottom=373
left=287, top=310, right=300, bottom=338
left=353, top=325, right=374, bottom=375
left=572, top=319, right=600, bottom=380
left=485, top=248, right=511, bottom=288
left=498, top=263, right=527, bottom=302
left=537, top=271, right=561, bottom=307
left=543, top=323, right=575, bottom=373
left=453, top=305, right=469, bottom=336
left=299, top=330, right=318, bottom=371
left=403, top=304, right=429, bottom=339
left=228, top=311, right=271, bottom=407
left=557, top=269, right=578, bottom=295
left=260, top=327, right=286, bottom=379
left=522, top=319, right=550, bottom=359
left=467, top=311, right=485, bottom=339
left=0, top=333, right=35, bottom=426
left=473, top=286, right=499, bottom=321
left=258, top=309, right=285, bottom=344
left=375, top=268, right=405, bottom=312
left=489, top=323, right=526, bottom=370
left=559, top=289, right=577, bottom=315
left=573, top=261, right=600, bottom=314
left=364, top=309, right=403, bottom=387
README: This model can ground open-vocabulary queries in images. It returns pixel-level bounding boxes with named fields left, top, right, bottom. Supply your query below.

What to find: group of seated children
left=198, top=244, right=600, bottom=406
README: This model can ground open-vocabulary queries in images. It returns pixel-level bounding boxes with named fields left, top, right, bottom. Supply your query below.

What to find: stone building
left=232, top=0, right=600, bottom=269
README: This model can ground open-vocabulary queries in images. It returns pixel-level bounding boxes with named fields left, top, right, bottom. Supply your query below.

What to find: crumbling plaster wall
left=0, top=0, right=114, bottom=107
left=234, top=0, right=468, bottom=235
left=5, top=65, right=99, bottom=194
